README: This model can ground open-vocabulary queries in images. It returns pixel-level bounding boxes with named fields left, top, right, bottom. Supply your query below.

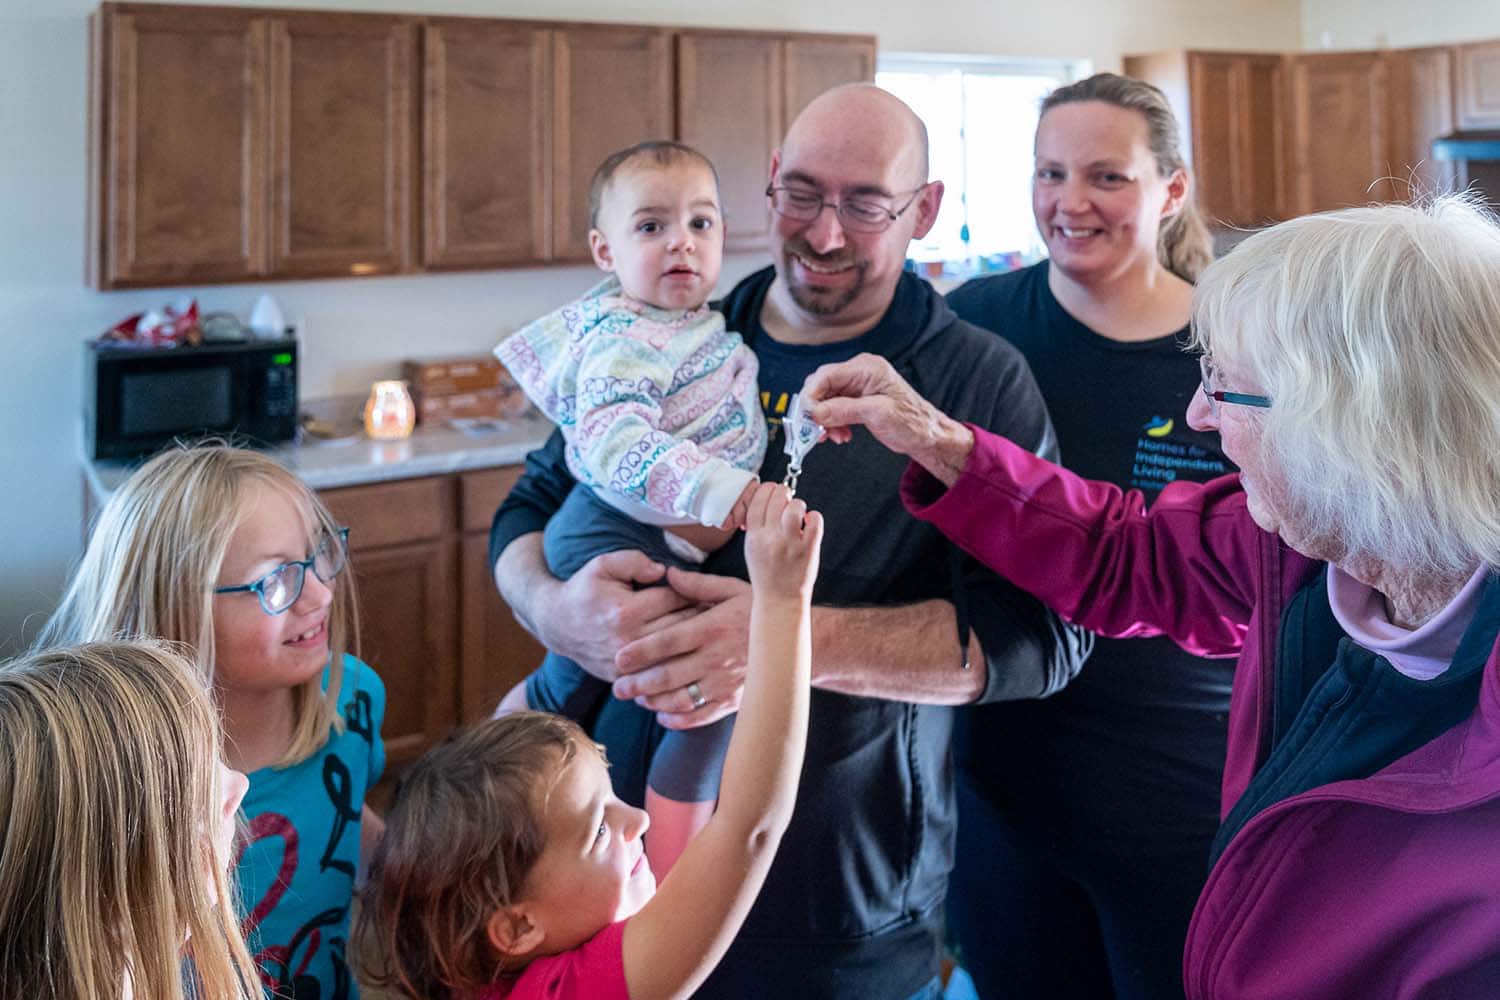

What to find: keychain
left=780, top=392, right=822, bottom=496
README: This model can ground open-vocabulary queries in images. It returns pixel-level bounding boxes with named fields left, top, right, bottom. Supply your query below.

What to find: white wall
left=1303, top=0, right=1500, bottom=50
left=0, top=0, right=1301, bottom=654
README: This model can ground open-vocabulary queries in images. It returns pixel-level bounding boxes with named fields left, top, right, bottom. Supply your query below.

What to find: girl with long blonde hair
left=39, top=444, right=387, bottom=999
left=0, top=640, right=258, bottom=1000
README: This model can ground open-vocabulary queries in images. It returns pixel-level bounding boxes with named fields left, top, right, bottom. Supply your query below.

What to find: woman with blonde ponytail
left=0, top=640, right=257, bottom=1000
left=942, top=72, right=1232, bottom=999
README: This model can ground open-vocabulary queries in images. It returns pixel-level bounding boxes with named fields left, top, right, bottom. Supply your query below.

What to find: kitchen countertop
left=82, top=409, right=556, bottom=505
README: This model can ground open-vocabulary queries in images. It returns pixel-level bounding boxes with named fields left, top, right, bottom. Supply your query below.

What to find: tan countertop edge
left=80, top=411, right=556, bottom=506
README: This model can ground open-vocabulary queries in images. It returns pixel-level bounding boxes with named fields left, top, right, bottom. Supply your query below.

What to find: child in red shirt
left=356, top=482, right=821, bottom=1000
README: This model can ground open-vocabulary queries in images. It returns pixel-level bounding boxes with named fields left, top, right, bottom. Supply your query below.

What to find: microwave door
left=111, top=359, right=243, bottom=453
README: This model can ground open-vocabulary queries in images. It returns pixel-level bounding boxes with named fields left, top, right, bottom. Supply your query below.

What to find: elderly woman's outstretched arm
left=804, top=353, right=1261, bottom=659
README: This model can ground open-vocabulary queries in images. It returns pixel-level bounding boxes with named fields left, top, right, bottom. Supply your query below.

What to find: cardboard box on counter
left=415, top=385, right=531, bottom=424
left=402, top=355, right=513, bottom=396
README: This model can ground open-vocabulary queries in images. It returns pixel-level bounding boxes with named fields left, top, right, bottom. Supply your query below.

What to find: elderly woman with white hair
left=802, top=196, right=1500, bottom=999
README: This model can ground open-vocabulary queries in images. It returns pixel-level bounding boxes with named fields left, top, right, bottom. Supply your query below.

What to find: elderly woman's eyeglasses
left=1199, top=355, right=1271, bottom=418
left=765, top=184, right=927, bottom=234
left=214, top=527, right=350, bottom=616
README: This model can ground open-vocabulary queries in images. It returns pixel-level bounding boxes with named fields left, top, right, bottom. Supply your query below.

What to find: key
left=780, top=392, right=822, bottom=497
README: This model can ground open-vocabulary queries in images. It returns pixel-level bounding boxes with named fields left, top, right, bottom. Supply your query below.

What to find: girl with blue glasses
left=39, top=443, right=387, bottom=1000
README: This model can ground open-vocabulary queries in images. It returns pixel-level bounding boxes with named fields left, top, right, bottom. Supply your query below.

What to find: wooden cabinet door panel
left=1290, top=53, right=1389, bottom=215
left=677, top=34, right=781, bottom=254
left=552, top=26, right=673, bottom=262
left=269, top=14, right=414, bottom=278
left=1241, top=56, right=1286, bottom=225
left=101, top=8, right=267, bottom=287
left=1387, top=47, right=1456, bottom=200
left=423, top=21, right=551, bottom=269
left=320, top=475, right=453, bottom=549
left=1456, top=41, right=1500, bottom=129
left=1187, top=54, right=1241, bottom=226
left=783, top=37, right=876, bottom=125
left=460, top=534, right=546, bottom=722
left=348, top=539, right=457, bottom=767
left=459, top=466, right=525, bottom=534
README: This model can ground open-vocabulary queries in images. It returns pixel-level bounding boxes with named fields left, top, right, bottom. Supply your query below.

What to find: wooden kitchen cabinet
left=783, top=36, right=876, bottom=124
left=90, top=5, right=269, bottom=286
left=551, top=25, right=673, bottom=262
left=1386, top=47, right=1457, bottom=199
left=678, top=33, right=783, bottom=253
left=422, top=19, right=552, bottom=269
left=1456, top=41, right=1500, bottom=129
left=677, top=30, right=875, bottom=254
left=92, top=3, right=417, bottom=288
left=90, top=4, right=878, bottom=285
left=1287, top=52, right=1391, bottom=215
left=319, top=476, right=456, bottom=770
left=1124, top=51, right=1287, bottom=228
left=459, top=467, right=546, bottom=721
left=268, top=13, right=416, bottom=278
left=318, top=464, right=542, bottom=771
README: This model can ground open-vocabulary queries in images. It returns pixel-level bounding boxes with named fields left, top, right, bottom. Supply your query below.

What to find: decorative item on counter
left=298, top=412, right=361, bottom=446
left=363, top=380, right=416, bottom=440
left=97, top=297, right=201, bottom=348
left=402, top=355, right=531, bottom=425
left=200, top=311, right=249, bottom=342
left=248, top=293, right=288, bottom=339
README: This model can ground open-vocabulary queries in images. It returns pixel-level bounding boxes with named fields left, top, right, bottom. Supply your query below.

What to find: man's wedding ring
left=687, top=681, right=708, bottom=710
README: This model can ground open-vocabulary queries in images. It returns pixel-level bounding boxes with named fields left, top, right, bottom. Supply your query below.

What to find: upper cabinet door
left=1456, top=41, right=1500, bottom=129
left=1186, top=53, right=1285, bottom=228
left=1452, top=40, right=1500, bottom=128
left=1184, top=53, right=1240, bottom=226
left=97, top=7, right=268, bottom=287
left=1239, top=55, right=1287, bottom=225
left=677, top=33, right=783, bottom=254
left=1288, top=52, right=1389, bottom=216
left=423, top=21, right=551, bottom=269
left=1387, top=47, right=1456, bottom=199
left=552, top=26, right=673, bottom=262
left=268, top=14, right=414, bottom=278
left=783, top=37, right=876, bottom=125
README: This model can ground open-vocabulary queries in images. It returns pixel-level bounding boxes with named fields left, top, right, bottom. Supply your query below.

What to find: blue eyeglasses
left=213, top=527, right=350, bottom=615
left=1200, top=355, right=1271, bottom=417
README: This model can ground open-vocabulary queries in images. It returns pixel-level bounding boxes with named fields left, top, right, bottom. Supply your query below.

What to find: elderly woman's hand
left=802, top=353, right=976, bottom=487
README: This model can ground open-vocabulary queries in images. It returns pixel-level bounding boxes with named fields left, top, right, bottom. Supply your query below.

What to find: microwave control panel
left=262, top=355, right=296, bottom=419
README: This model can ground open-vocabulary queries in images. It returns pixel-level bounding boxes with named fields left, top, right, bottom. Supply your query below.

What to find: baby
left=494, top=140, right=766, bottom=872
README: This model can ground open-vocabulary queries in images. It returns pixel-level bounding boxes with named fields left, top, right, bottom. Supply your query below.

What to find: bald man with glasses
left=489, top=84, right=1089, bottom=1000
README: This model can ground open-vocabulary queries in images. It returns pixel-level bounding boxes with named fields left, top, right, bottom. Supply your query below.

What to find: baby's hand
left=720, top=479, right=760, bottom=531
left=743, top=482, right=823, bottom=601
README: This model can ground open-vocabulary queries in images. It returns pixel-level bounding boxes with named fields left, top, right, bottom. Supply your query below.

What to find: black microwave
left=84, top=337, right=299, bottom=460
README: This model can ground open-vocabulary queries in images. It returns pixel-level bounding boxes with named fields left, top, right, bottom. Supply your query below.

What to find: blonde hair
left=1040, top=72, right=1214, bottom=283
left=0, top=641, right=259, bottom=1000
left=354, top=712, right=592, bottom=998
left=38, top=443, right=357, bottom=766
left=1191, top=194, right=1500, bottom=574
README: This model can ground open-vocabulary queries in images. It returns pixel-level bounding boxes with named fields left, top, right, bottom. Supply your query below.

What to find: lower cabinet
left=458, top=466, right=547, bottom=721
left=319, top=464, right=544, bottom=783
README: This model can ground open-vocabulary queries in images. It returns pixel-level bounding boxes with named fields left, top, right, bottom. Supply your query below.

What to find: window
left=878, top=55, right=1088, bottom=278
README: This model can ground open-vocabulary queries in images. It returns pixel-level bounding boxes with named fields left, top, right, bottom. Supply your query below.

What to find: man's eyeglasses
left=1200, top=355, right=1271, bottom=418
left=214, top=527, right=350, bottom=616
left=765, top=184, right=927, bottom=234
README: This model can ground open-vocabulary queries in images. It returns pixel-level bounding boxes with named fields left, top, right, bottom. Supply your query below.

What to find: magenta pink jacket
left=902, top=425, right=1500, bottom=999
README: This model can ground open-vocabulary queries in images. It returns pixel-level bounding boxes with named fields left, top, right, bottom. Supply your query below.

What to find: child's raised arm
left=621, top=482, right=821, bottom=1000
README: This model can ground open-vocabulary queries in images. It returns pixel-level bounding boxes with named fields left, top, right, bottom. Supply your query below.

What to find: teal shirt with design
left=235, top=654, right=385, bottom=1000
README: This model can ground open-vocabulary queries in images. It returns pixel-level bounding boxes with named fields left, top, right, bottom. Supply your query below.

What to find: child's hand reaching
left=742, top=482, right=823, bottom=601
